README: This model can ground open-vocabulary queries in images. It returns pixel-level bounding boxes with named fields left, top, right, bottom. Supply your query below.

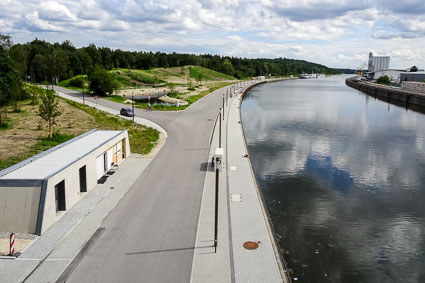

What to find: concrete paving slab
left=0, top=155, right=153, bottom=283
left=190, top=104, right=232, bottom=283
left=190, top=81, right=287, bottom=283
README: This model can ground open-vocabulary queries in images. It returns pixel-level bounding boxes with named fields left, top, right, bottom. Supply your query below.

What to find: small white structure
left=213, top=148, right=223, bottom=172
left=0, top=129, right=130, bottom=235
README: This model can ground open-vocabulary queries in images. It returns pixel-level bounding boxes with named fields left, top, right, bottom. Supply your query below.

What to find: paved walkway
left=0, top=155, right=152, bottom=283
left=0, top=81, right=288, bottom=282
left=190, top=82, right=288, bottom=282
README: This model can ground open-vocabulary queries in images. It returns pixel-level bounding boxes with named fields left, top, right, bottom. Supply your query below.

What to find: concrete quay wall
left=346, top=77, right=425, bottom=108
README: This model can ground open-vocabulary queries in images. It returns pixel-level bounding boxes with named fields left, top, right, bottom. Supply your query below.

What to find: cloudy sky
left=1, top=0, right=424, bottom=69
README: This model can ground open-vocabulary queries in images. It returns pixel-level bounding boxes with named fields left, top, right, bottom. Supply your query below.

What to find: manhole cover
left=243, top=241, right=259, bottom=250
left=231, top=194, right=242, bottom=202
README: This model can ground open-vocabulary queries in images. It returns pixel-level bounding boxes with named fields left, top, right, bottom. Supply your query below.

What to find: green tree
left=87, top=65, right=119, bottom=96
left=38, top=90, right=61, bottom=138
left=168, top=82, right=177, bottom=94
left=0, top=51, right=22, bottom=111
left=221, top=59, right=234, bottom=76
left=195, top=73, right=203, bottom=85
left=0, top=33, right=12, bottom=56
left=410, top=66, right=418, bottom=72
left=377, top=75, right=391, bottom=85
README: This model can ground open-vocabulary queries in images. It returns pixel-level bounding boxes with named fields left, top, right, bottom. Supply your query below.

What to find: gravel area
left=0, top=232, right=38, bottom=240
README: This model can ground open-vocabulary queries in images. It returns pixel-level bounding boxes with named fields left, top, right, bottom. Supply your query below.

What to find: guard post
left=9, top=233, right=15, bottom=256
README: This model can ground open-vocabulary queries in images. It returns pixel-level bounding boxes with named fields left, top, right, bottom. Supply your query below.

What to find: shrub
left=377, top=75, right=390, bottom=85
left=69, top=77, right=84, bottom=88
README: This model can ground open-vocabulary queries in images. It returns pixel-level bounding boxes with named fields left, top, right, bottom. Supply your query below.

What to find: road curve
left=54, top=86, right=227, bottom=282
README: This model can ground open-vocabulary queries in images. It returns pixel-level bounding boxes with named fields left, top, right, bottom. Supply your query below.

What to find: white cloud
left=38, top=1, right=76, bottom=21
left=1, top=0, right=425, bottom=68
left=24, top=11, right=65, bottom=32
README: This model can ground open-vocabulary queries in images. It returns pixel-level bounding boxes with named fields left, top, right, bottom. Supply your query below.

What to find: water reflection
left=241, top=75, right=425, bottom=283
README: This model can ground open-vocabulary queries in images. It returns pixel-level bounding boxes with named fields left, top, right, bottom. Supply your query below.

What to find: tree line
left=3, top=36, right=339, bottom=85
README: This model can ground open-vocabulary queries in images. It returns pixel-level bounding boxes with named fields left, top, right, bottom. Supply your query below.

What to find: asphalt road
left=54, top=86, right=227, bottom=282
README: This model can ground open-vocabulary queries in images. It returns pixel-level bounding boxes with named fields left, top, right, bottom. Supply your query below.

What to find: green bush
left=377, top=75, right=390, bottom=85
left=88, top=65, right=119, bottom=96
left=69, top=77, right=84, bottom=88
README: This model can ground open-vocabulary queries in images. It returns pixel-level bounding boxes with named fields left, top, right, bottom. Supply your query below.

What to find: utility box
left=213, top=148, right=223, bottom=172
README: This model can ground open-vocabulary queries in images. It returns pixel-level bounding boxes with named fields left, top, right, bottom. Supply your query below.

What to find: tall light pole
left=222, top=95, right=224, bottom=120
left=132, top=93, right=135, bottom=122
left=82, top=76, right=85, bottom=105
left=219, top=109, right=222, bottom=148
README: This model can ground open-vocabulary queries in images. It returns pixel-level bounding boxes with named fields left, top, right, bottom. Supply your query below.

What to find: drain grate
left=243, top=241, right=259, bottom=250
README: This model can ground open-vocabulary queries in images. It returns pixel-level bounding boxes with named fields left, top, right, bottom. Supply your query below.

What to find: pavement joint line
left=225, top=92, right=237, bottom=283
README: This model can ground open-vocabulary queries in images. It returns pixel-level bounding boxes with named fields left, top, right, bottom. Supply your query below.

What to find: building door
left=79, top=166, right=87, bottom=193
left=55, top=180, right=66, bottom=212
left=96, top=153, right=105, bottom=179
left=103, top=152, right=108, bottom=172
left=106, top=149, right=113, bottom=170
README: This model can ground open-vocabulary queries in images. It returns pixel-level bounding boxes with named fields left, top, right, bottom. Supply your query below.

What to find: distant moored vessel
left=299, top=73, right=319, bottom=79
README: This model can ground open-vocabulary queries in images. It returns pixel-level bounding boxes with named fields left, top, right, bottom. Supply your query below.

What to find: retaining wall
left=346, top=77, right=425, bottom=108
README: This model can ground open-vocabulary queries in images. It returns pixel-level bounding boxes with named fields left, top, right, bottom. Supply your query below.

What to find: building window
left=55, top=180, right=66, bottom=212
left=79, top=165, right=87, bottom=193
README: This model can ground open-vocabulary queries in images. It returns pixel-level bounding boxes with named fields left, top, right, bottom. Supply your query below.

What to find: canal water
left=241, top=75, right=425, bottom=283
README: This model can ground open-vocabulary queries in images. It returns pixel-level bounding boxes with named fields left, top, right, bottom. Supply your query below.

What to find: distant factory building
left=400, top=72, right=425, bottom=83
left=368, top=52, right=390, bottom=72
left=367, top=70, right=402, bottom=82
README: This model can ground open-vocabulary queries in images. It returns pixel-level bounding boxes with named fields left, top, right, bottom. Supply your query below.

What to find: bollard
left=10, top=233, right=15, bottom=255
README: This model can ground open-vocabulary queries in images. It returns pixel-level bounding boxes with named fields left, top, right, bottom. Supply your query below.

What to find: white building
left=367, top=70, right=401, bottom=82
left=368, top=52, right=390, bottom=72
left=0, top=129, right=130, bottom=235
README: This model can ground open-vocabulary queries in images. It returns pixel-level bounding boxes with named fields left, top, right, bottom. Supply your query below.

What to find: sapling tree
left=39, top=90, right=61, bottom=138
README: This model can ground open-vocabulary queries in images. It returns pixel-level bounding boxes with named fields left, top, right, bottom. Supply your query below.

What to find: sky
left=1, top=0, right=424, bottom=69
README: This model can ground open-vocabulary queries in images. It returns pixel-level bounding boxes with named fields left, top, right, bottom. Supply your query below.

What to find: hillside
left=58, top=66, right=235, bottom=110
left=8, top=39, right=339, bottom=86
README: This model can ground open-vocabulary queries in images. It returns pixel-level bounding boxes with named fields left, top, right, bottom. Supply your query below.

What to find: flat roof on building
left=0, top=130, right=125, bottom=180
left=400, top=72, right=425, bottom=75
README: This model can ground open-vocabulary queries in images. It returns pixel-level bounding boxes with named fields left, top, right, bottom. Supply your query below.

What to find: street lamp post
left=214, top=165, right=219, bottom=253
left=222, top=95, right=224, bottom=120
left=132, top=93, right=135, bottom=122
left=219, top=110, right=222, bottom=148
left=82, top=77, right=85, bottom=105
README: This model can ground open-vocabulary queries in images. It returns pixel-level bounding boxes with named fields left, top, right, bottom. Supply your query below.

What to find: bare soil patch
left=0, top=100, right=95, bottom=161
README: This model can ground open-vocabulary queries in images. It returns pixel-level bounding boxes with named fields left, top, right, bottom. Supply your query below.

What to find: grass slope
left=0, top=86, right=159, bottom=170
left=60, top=66, right=236, bottom=89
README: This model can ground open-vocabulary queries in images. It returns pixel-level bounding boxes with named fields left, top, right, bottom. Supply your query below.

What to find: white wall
left=40, top=132, right=129, bottom=234
left=0, top=186, right=41, bottom=233
left=373, top=70, right=401, bottom=82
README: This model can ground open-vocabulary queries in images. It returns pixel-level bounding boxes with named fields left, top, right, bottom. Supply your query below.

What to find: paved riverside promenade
left=0, top=82, right=288, bottom=282
left=190, top=83, right=288, bottom=282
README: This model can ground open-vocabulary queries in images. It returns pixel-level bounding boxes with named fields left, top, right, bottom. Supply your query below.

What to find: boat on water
left=299, top=73, right=319, bottom=79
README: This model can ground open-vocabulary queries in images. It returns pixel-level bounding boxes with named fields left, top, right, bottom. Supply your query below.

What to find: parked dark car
left=120, top=108, right=134, bottom=117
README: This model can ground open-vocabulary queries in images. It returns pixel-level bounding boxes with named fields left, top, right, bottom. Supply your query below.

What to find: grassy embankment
left=0, top=86, right=159, bottom=170
left=59, top=66, right=236, bottom=111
